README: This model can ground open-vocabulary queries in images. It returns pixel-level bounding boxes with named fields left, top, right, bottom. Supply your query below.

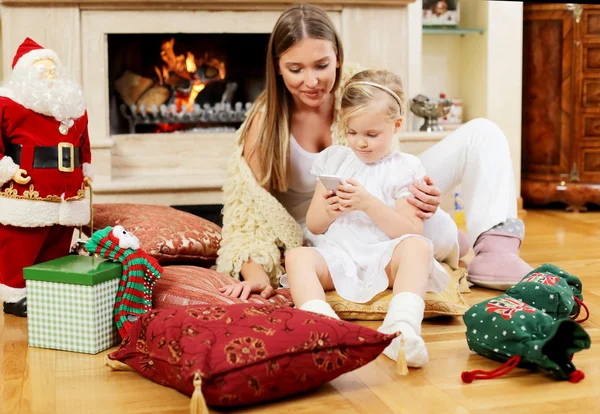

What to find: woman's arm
left=220, top=111, right=275, bottom=298
left=407, top=176, right=441, bottom=219
left=219, top=260, right=274, bottom=300
left=306, top=181, right=343, bottom=235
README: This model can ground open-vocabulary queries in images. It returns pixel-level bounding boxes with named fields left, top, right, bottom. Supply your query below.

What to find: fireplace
left=108, top=33, right=269, bottom=134
left=0, top=1, right=418, bottom=205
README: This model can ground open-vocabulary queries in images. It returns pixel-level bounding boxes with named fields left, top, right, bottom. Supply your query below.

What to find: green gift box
left=24, top=255, right=122, bottom=354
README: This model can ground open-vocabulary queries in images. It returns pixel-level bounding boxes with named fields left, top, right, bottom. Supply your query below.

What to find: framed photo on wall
left=423, top=0, right=460, bottom=26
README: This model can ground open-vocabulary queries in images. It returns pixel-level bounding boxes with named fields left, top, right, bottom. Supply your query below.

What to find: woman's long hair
left=239, top=3, right=344, bottom=192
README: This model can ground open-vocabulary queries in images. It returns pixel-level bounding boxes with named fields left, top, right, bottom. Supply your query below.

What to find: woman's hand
left=406, top=176, right=441, bottom=219
left=336, top=179, right=375, bottom=212
left=219, top=279, right=275, bottom=300
left=324, top=190, right=344, bottom=219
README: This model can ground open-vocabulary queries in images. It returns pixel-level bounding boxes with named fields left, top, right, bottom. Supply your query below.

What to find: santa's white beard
left=6, top=67, right=86, bottom=122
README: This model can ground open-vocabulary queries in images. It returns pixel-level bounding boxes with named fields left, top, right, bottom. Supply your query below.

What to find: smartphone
left=319, top=174, right=348, bottom=192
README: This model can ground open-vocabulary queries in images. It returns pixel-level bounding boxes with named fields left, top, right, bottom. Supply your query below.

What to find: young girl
left=285, top=69, right=453, bottom=369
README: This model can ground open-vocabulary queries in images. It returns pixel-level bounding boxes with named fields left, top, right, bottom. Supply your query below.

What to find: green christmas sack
left=506, top=264, right=588, bottom=322
left=536, top=263, right=584, bottom=302
left=462, top=294, right=590, bottom=383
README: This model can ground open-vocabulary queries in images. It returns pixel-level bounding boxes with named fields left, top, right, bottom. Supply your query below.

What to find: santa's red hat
left=12, top=37, right=62, bottom=74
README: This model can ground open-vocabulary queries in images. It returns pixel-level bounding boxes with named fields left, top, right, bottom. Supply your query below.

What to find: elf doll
left=0, top=38, right=93, bottom=317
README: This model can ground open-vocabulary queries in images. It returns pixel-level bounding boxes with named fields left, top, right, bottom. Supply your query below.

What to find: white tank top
left=276, top=135, right=318, bottom=224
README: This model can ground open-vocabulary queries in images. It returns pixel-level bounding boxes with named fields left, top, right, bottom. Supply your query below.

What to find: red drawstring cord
left=573, top=297, right=589, bottom=323
left=572, top=302, right=581, bottom=320
left=461, top=356, right=521, bottom=383
left=569, top=370, right=585, bottom=383
left=463, top=357, right=585, bottom=383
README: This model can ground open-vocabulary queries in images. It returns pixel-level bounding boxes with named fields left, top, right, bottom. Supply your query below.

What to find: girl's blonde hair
left=341, top=69, right=406, bottom=127
left=239, top=3, right=344, bottom=192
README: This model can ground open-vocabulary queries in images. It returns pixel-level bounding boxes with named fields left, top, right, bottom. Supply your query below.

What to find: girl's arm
left=306, top=181, right=343, bottom=235
left=337, top=179, right=424, bottom=238
left=363, top=196, right=424, bottom=238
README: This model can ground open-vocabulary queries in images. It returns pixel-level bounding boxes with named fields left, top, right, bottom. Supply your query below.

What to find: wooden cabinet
left=522, top=3, right=600, bottom=211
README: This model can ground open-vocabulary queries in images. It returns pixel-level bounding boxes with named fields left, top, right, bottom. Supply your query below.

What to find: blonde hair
left=341, top=69, right=406, bottom=128
left=239, top=3, right=344, bottom=192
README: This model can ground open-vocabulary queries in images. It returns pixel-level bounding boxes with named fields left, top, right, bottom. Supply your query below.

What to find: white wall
left=422, top=35, right=462, bottom=100
left=419, top=0, right=523, bottom=195
left=486, top=1, right=523, bottom=195
left=0, top=14, right=3, bottom=82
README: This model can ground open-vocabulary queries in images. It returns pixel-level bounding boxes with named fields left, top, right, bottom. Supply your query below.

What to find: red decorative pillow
left=106, top=304, right=396, bottom=409
left=91, top=204, right=221, bottom=266
left=153, top=265, right=293, bottom=308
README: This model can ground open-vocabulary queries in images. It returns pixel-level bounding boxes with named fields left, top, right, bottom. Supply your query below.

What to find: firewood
left=114, top=70, right=154, bottom=106
left=136, top=86, right=171, bottom=109
left=164, top=72, right=191, bottom=90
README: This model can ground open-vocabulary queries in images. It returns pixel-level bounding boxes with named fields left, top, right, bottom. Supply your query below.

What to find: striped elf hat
left=86, top=226, right=163, bottom=340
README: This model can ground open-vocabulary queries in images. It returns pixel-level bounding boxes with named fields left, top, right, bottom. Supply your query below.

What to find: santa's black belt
left=6, top=143, right=82, bottom=172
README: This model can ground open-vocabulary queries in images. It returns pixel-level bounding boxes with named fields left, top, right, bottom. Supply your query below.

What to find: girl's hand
left=324, top=190, right=344, bottom=219
left=406, top=176, right=441, bottom=219
left=219, top=279, right=275, bottom=300
left=336, top=179, right=375, bottom=212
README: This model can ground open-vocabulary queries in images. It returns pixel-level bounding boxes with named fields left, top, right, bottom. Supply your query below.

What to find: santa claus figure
left=0, top=38, right=93, bottom=317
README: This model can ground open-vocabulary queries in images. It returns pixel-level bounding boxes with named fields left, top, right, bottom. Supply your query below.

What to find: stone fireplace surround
left=1, top=0, right=427, bottom=205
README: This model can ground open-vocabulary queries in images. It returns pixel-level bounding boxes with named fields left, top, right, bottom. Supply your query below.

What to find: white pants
left=418, top=118, right=518, bottom=258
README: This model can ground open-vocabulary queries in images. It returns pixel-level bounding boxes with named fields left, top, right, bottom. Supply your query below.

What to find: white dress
left=309, top=146, right=450, bottom=304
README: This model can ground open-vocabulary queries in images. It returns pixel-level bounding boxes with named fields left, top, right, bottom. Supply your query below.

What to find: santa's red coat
left=0, top=95, right=92, bottom=227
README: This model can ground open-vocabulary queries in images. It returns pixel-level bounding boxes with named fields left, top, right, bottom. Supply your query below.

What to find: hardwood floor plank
left=19, top=348, right=57, bottom=414
left=1, top=211, right=599, bottom=413
left=329, top=371, right=395, bottom=414
left=1, top=312, right=27, bottom=414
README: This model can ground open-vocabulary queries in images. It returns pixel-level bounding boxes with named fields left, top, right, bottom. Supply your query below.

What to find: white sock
left=378, top=292, right=428, bottom=368
left=298, top=299, right=340, bottom=320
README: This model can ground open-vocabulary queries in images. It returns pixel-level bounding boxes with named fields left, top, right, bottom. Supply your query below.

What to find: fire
left=154, top=38, right=225, bottom=111
left=186, top=52, right=196, bottom=73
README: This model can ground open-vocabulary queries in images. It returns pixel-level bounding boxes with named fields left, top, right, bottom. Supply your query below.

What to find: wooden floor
left=2, top=210, right=600, bottom=414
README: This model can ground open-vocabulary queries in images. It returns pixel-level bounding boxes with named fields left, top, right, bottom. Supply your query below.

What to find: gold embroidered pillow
left=91, top=203, right=221, bottom=266
left=326, top=265, right=469, bottom=320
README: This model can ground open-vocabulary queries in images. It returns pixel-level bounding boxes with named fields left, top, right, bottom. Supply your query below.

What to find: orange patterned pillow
left=153, top=265, right=294, bottom=308
left=91, top=203, right=221, bottom=266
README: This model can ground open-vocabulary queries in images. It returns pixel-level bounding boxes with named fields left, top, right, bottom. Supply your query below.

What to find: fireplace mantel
left=0, top=0, right=415, bottom=9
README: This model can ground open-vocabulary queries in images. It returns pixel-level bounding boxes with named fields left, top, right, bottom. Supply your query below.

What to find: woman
left=216, top=3, right=531, bottom=299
